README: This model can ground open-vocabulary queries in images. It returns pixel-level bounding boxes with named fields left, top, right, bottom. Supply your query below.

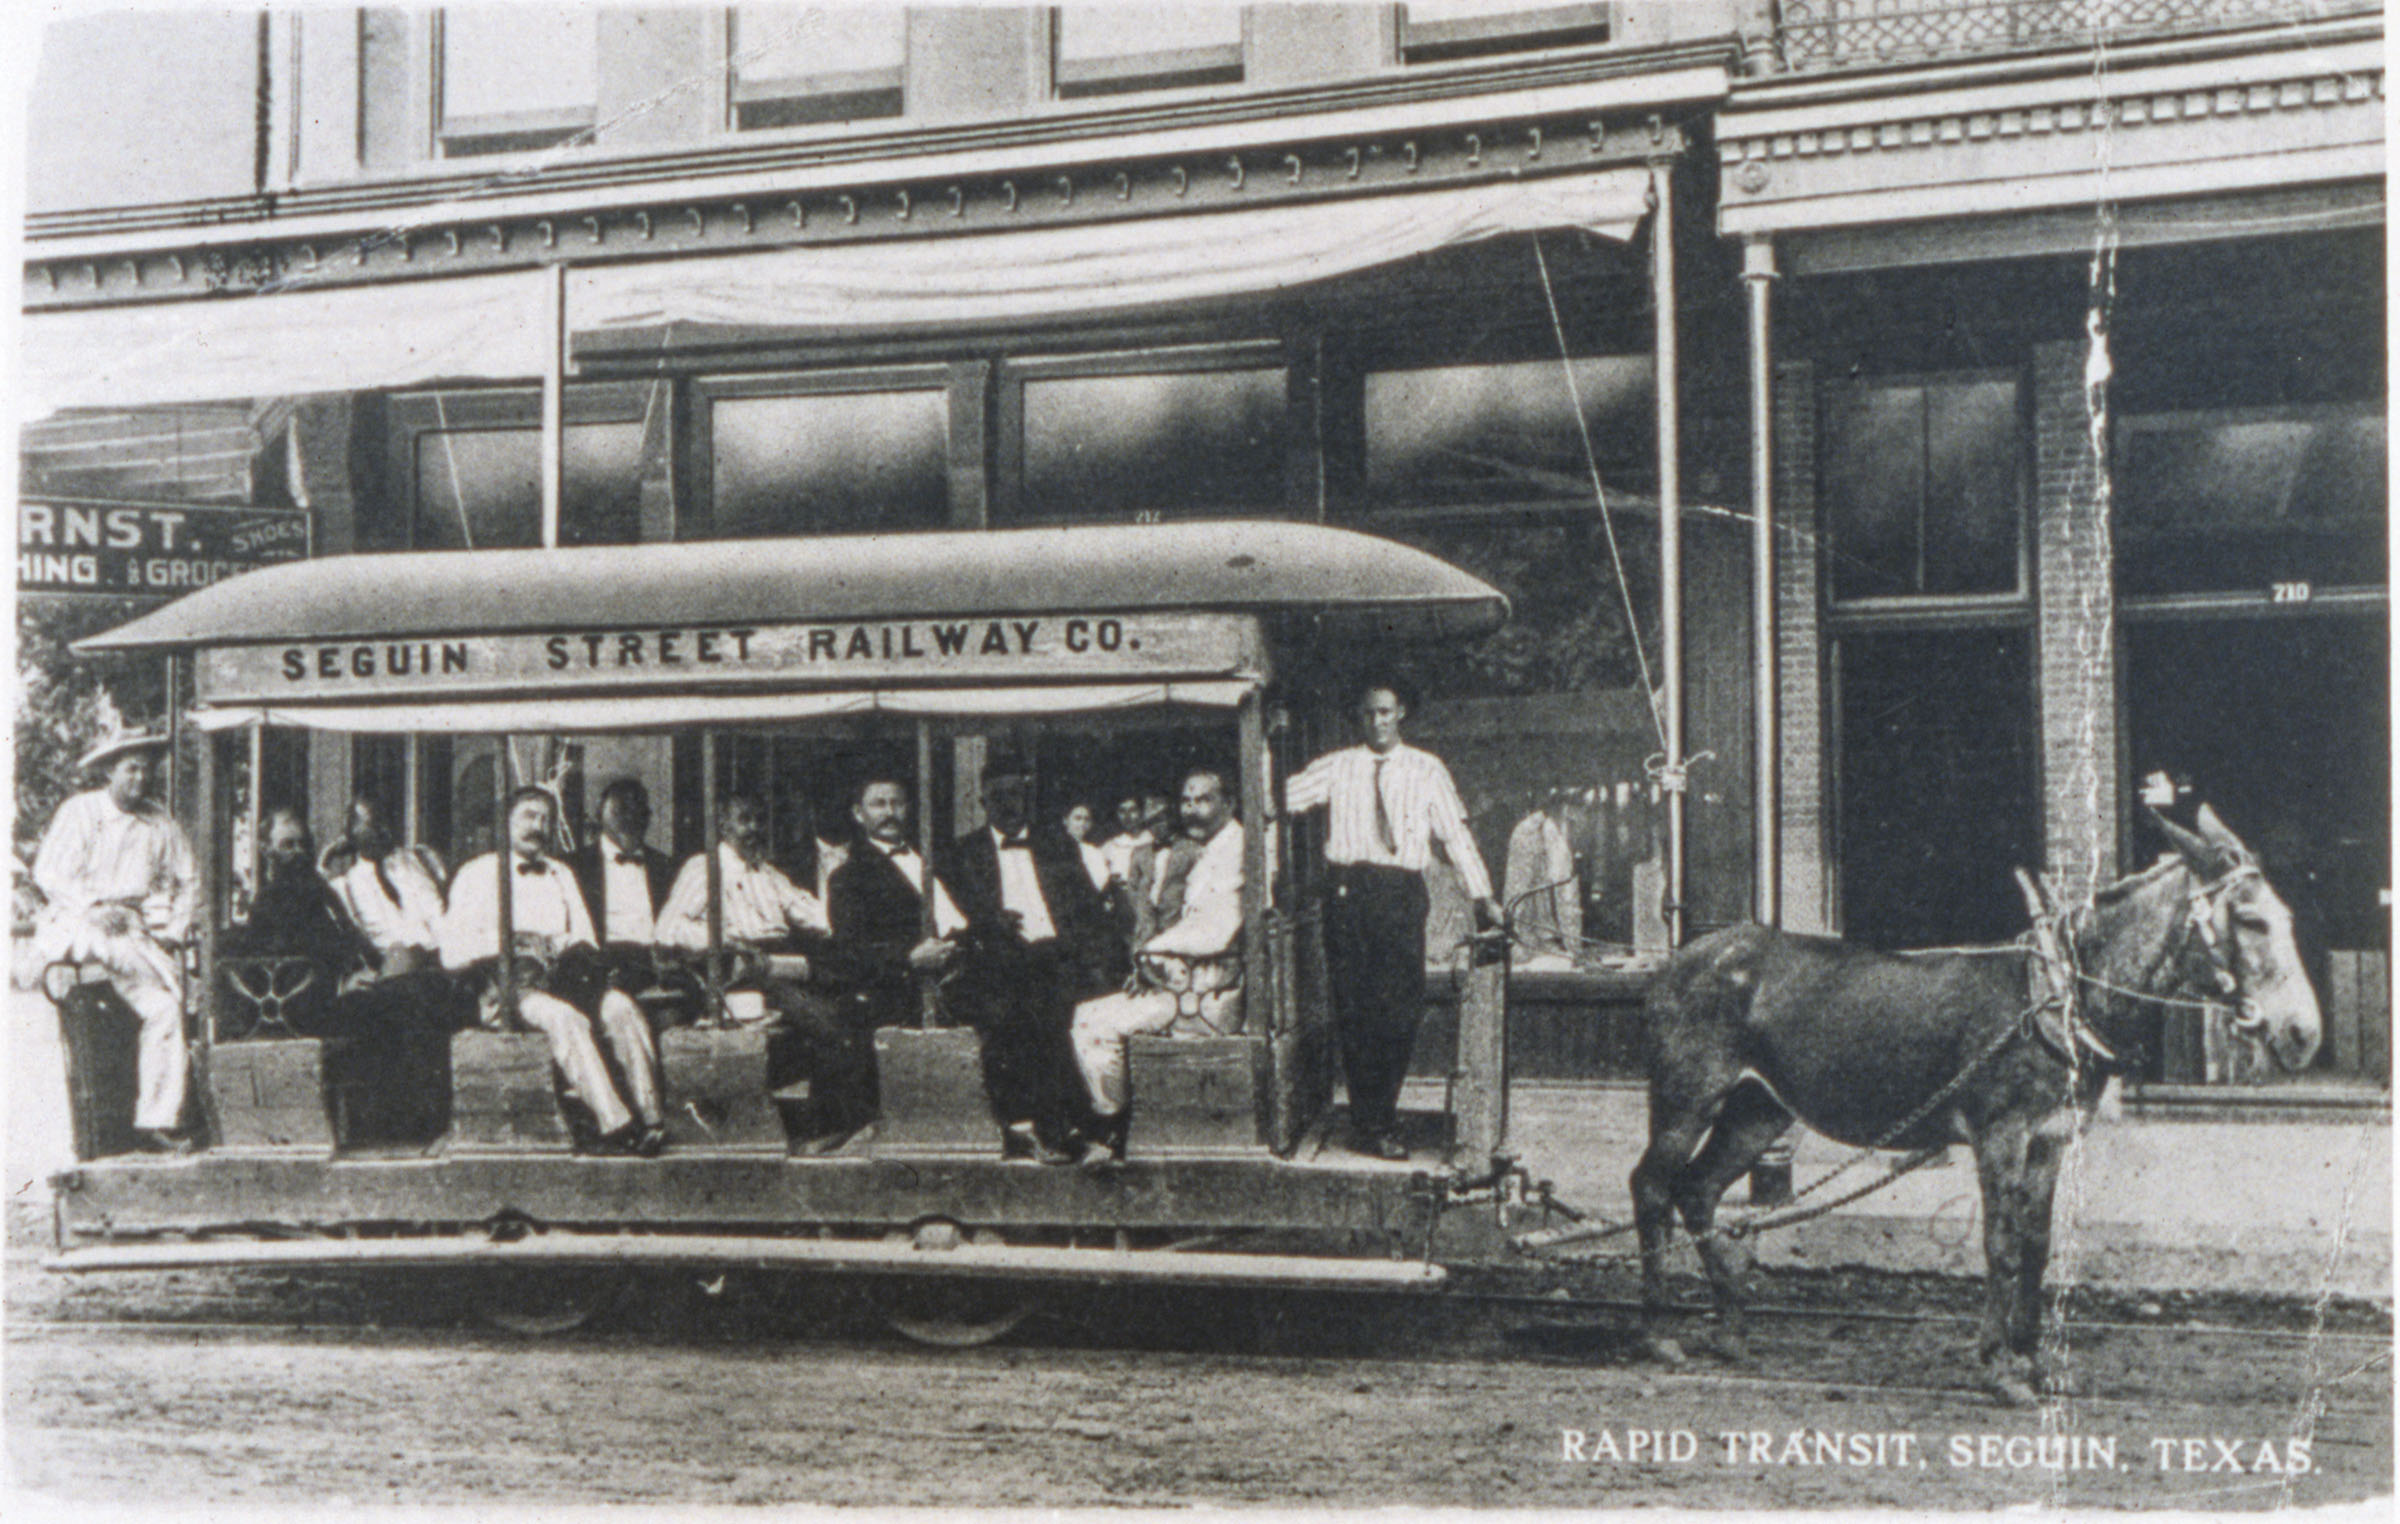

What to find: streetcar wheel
left=877, top=1277, right=1043, bottom=1348
left=469, top=1265, right=631, bottom=1336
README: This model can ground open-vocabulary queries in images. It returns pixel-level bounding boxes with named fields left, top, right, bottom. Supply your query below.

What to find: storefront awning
left=20, top=270, right=551, bottom=417
left=22, top=170, right=1649, bottom=416
left=571, top=171, right=1652, bottom=339
left=188, top=680, right=1256, bottom=734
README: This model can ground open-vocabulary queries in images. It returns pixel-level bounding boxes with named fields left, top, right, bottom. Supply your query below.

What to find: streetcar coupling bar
left=1512, top=1216, right=1641, bottom=1253
left=44, top=1233, right=1451, bottom=1292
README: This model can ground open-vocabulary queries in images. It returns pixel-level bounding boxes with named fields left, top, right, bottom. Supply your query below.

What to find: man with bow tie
left=438, top=787, right=667, bottom=1154
left=946, top=766, right=1110, bottom=1160
left=827, top=772, right=965, bottom=1036
left=569, top=778, right=694, bottom=1023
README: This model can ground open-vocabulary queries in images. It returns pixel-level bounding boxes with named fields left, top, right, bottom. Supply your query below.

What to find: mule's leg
left=1970, top=1114, right=2041, bottom=1407
left=1631, top=1099, right=1718, bottom=1369
left=2013, top=1115, right=2073, bottom=1395
left=1672, top=1082, right=1794, bottom=1364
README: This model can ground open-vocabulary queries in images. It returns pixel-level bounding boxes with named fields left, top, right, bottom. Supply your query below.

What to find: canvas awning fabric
left=21, top=170, right=1651, bottom=413
left=20, top=270, right=552, bottom=416
left=570, top=170, right=1654, bottom=338
left=188, top=680, right=1256, bottom=734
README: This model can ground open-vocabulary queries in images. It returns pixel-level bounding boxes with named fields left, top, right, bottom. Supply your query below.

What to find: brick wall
left=2030, top=337, right=2119, bottom=905
left=1771, top=358, right=1833, bottom=934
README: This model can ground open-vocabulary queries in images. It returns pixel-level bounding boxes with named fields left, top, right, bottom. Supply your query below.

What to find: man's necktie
left=1373, top=757, right=1398, bottom=856
left=371, top=857, right=399, bottom=907
left=613, top=852, right=640, bottom=866
left=516, top=860, right=543, bottom=877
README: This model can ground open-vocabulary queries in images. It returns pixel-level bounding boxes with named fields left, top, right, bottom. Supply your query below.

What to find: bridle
left=2175, top=858, right=2267, bottom=1032
left=2064, top=855, right=2268, bottom=1046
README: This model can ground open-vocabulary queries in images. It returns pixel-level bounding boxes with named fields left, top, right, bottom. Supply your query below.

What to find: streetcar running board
left=46, top=1233, right=1450, bottom=1292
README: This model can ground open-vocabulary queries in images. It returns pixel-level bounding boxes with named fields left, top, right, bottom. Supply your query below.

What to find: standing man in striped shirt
left=1286, top=680, right=1500, bottom=1159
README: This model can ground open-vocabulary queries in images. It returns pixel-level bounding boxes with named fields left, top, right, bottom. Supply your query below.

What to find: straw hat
left=77, top=726, right=169, bottom=774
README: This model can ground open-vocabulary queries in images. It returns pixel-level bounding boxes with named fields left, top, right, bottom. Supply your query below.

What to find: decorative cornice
left=23, top=109, right=1687, bottom=314
left=1721, top=65, right=2379, bottom=175
left=24, top=40, right=1731, bottom=244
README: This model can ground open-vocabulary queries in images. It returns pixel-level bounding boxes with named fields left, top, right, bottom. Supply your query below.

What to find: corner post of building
left=2031, top=338, right=2118, bottom=906
left=539, top=262, right=567, bottom=550
left=1744, top=235, right=1779, bottom=927
left=1650, top=157, right=1685, bottom=947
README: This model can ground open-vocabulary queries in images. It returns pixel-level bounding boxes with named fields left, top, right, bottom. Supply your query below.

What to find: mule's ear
left=2145, top=804, right=2216, bottom=869
left=2192, top=802, right=2247, bottom=859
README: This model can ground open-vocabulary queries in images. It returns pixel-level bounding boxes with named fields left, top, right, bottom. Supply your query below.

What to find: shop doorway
left=2122, top=614, right=2390, bottom=1034
left=1833, top=626, right=2039, bottom=950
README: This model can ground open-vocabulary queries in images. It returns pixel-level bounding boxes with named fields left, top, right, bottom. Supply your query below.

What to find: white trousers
left=513, top=989, right=660, bottom=1135
left=1069, top=990, right=1181, bottom=1117
left=39, top=913, right=187, bottom=1131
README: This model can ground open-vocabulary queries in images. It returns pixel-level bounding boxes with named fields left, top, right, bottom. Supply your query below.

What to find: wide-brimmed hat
left=78, top=727, right=169, bottom=773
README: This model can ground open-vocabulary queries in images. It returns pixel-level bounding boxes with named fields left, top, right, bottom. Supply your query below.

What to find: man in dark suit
left=826, top=772, right=965, bottom=1044
left=947, top=767, right=1111, bottom=1158
left=568, top=778, right=691, bottom=1022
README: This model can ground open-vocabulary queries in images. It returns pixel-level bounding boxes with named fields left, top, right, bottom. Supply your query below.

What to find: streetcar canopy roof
left=80, top=522, right=1506, bottom=652
left=80, top=523, right=1506, bottom=733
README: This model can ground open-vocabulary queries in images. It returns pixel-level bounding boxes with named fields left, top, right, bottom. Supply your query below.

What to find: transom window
left=1400, top=1, right=1612, bottom=63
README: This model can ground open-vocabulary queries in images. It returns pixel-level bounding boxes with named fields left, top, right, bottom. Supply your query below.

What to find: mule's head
left=2152, top=804, right=2322, bottom=1073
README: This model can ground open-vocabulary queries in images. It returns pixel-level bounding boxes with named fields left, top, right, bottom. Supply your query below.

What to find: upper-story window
left=1362, top=355, right=1654, bottom=520
left=1055, top=6, right=1244, bottom=98
left=730, top=5, right=906, bottom=130
left=1000, top=349, right=1290, bottom=524
left=1399, top=1, right=1612, bottom=63
left=437, top=8, right=598, bottom=157
left=1820, top=373, right=2025, bottom=605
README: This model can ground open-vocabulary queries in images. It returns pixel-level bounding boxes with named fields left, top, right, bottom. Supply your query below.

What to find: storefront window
left=439, top=7, right=598, bottom=156
left=2114, top=404, right=2386, bottom=597
left=1363, top=356, right=1652, bottom=514
left=1821, top=375, right=2023, bottom=603
left=706, top=387, right=950, bottom=538
left=411, top=424, right=644, bottom=550
left=730, top=5, right=905, bottom=129
left=1015, top=367, right=1285, bottom=522
left=1055, top=7, right=1243, bottom=97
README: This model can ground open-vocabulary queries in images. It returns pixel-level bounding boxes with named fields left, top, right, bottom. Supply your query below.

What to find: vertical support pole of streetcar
left=194, top=724, right=220, bottom=1049
left=1650, top=158, right=1685, bottom=948
left=494, top=736, right=516, bottom=1022
left=539, top=262, right=566, bottom=551
left=403, top=735, right=423, bottom=848
left=1237, top=688, right=1270, bottom=1036
left=163, top=654, right=182, bottom=818
left=701, top=728, right=725, bottom=1023
left=914, top=718, right=939, bottom=1028
left=244, top=720, right=265, bottom=925
left=1745, top=235, right=1780, bottom=929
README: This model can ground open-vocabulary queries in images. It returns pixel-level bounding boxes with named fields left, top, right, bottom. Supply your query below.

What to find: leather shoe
left=634, top=1123, right=669, bottom=1158
left=134, top=1127, right=195, bottom=1156
left=1352, top=1133, right=1408, bottom=1161
left=1076, top=1139, right=1122, bottom=1173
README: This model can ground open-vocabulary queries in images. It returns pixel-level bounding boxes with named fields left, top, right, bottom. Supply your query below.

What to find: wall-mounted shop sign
left=197, top=610, right=1262, bottom=702
left=18, top=500, right=310, bottom=599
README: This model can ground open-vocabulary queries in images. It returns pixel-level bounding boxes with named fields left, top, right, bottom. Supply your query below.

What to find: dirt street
left=7, top=1227, right=2389, bottom=1511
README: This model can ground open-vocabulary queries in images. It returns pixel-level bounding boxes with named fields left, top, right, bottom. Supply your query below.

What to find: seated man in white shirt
left=437, top=787, right=667, bottom=1155
left=326, top=796, right=449, bottom=976
left=658, top=795, right=871, bottom=1145
left=1068, top=769, right=1245, bottom=1167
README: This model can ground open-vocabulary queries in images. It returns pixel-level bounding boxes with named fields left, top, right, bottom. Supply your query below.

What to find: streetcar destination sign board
left=195, top=610, right=1263, bottom=702
left=18, top=499, right=310, bottom=599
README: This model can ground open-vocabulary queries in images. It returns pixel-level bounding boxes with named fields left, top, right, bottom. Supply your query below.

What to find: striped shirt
left=1284, top=742, right=1493, bottom=901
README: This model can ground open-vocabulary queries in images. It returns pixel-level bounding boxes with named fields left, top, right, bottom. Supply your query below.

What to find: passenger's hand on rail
left=1472, top=896, right=1505, bottom=933
left=907, top=936, right=956, bottom=972
left=90, top=904, right=138, bottom=937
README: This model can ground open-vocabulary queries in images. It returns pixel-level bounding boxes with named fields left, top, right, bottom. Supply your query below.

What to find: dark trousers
left=761, top=981, right=878, bottom=1138
left=1324, top=863, right=1429, bottom=1140
left=950, top=938, right=1090, bottom=1147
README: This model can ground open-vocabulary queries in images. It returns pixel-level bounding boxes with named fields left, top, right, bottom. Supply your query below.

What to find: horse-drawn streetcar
left=41, top=522, right=1522, bottom=1340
